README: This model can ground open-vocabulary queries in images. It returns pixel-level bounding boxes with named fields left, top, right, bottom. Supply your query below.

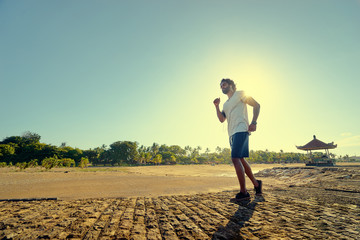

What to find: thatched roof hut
left=296, top=135, right=337, bottom=166
left=296, top=135, right=337, bottom=151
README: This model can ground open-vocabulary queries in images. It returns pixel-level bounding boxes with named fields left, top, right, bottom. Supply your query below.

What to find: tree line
left=0, top=131, right=319, bottom=169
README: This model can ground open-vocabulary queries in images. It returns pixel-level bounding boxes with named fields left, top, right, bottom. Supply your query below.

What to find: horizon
left=2, top=131, right=357, bottom=158
left=1, top=0, right=360, bottom=157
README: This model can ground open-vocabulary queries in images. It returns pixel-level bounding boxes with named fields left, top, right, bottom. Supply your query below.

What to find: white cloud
left=337, top=135, right=360, bottom=147
left=341, top=132, right=352, bottom=137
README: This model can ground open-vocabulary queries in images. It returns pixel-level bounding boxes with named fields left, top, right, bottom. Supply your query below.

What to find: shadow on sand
left=212, top=195, right=265, bottom=240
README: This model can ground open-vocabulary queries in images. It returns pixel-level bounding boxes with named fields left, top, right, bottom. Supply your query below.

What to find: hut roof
left=296, top=135, right=337, bottom=151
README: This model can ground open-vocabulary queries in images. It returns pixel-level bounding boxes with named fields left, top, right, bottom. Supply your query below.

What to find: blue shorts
left=229, top=132, right=249, bottom=158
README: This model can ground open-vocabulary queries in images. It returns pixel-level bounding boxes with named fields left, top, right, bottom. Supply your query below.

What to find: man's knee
left=239, top=158, right=247, bottom=164
left=232, top=158, right=243, bottom=167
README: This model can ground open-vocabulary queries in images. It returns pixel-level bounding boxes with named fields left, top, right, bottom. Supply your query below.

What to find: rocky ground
left=0, top=166, right=359, bottom=239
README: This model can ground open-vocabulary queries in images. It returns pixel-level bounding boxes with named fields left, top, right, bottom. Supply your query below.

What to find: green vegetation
left=0, top=131, right=344, bottom=170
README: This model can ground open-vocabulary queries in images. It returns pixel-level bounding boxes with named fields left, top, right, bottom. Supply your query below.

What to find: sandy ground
left=0, top=164, right=300, bottom=200
left=0, top=163, right=359, bottom=239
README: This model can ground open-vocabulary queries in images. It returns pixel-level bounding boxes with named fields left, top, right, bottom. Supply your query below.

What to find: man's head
left=220, top=78, right=236, bottom=94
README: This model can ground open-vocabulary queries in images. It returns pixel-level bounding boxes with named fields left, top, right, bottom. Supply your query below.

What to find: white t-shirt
left=222, top=91, right=249, bottom=137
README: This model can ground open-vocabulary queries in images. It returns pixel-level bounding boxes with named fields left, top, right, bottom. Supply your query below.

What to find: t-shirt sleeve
left=239, top=91, right=247, bottom=102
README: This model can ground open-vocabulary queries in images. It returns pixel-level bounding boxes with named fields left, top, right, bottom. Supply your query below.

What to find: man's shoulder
left=235, top=90, right=247, bottom=101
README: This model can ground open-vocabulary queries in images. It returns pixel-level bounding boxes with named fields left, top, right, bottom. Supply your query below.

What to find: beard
left=222, top=86, right=230, bottom=94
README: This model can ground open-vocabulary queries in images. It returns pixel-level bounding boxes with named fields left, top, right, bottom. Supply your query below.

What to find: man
left=213, top=78, right=262, bottom=201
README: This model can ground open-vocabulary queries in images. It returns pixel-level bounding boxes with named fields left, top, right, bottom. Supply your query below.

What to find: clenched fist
left=213, top=98, right=220, bottom=107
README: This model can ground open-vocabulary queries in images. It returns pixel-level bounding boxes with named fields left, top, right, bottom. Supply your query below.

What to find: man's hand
left=214, top=98, right=225, bottom=123
left=248, top=123, right=257, bottom=132
left=213, top=98, right=220, bottom=107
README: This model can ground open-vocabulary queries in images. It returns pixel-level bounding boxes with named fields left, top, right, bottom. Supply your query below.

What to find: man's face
left=220, top=81, right=231, bottom=94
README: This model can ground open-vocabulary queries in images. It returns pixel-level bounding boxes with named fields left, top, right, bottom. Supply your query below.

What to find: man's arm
left=213, top=98, right=226, bottom=123
left=244, top=96, right=260, bottom=131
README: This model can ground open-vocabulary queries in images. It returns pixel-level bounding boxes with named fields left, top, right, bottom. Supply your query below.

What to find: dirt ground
left=0, top=164, right=301, bottom=200
left=0, top=164, right=359, bottom=239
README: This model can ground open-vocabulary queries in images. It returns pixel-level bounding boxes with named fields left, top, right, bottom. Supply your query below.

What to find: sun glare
left=222, top=58, right=280, bottom=104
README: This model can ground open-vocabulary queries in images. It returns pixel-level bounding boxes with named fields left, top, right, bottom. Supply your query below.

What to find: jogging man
left=213, top=78, right=262, bottom=200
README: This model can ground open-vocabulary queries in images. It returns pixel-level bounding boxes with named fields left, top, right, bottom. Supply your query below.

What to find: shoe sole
left=230, top=197, right=251, bottom=202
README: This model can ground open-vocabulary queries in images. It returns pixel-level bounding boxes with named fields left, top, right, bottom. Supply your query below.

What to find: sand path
left=0, top=164, right=294, bottom=200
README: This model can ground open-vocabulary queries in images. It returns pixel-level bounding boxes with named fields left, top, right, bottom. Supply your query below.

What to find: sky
left=1, top=0, right=360, bottom=157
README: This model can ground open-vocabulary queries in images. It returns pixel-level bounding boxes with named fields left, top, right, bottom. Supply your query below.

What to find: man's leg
left=232, top=158, right=247, bottom=193
left=240, top=158, right=259, bottom=187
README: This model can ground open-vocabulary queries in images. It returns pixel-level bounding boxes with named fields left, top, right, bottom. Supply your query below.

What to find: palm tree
left=151, top=143, right=159, bottom=157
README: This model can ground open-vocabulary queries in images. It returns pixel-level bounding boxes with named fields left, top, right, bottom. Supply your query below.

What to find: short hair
left=220, top=78, right=236, bottom=90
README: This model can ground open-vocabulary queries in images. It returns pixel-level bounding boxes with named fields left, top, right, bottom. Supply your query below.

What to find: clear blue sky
left=1, top=0, right=360, bottom=157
